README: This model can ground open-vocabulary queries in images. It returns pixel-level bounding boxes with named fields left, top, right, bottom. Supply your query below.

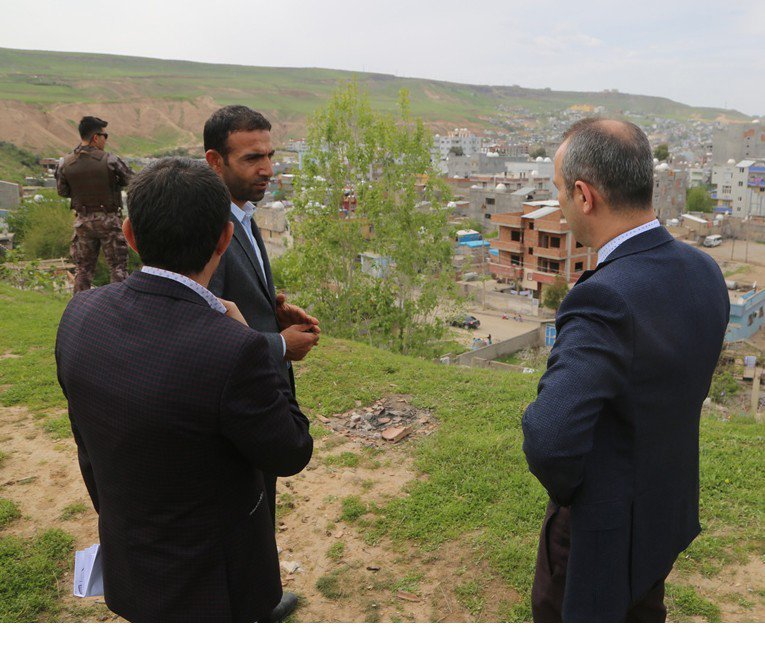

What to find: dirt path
left=1, top=404, right=762, bottom=622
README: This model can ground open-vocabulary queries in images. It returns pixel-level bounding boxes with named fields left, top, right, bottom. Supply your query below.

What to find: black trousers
left=531, top=500, right=668, bottom=622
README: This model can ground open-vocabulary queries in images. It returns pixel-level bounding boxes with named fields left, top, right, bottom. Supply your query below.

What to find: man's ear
left=215, top=221, right=234, bottom=257
left=205, top=149, right=224, bottom=175
left=575, top=180, right=596, bottom=215
left=122, top=218, right=139, bottom=254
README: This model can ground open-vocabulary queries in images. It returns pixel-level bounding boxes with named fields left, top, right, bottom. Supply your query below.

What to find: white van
left=703, top=234, right=722, bottom=248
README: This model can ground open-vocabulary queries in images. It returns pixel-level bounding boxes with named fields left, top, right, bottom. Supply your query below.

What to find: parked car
left=703, top=234, right=722, bottom=247
left=450, top=315, right=481, bottom=330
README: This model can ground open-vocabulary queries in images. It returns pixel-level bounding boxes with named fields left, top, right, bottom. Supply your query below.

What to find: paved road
left=451, top=307, right=540, bottom=347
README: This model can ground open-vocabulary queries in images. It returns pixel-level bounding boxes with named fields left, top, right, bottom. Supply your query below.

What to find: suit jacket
left=55, top=272, right=312, bottom=622
left=522, top=226, right=729, bottom=622
left=209, top=210, right=293, bottom=391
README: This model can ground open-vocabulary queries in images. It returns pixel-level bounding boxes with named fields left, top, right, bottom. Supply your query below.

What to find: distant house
left=489, top=200, right=597, bottom=299
left=726, top=288, right=765, bottom=342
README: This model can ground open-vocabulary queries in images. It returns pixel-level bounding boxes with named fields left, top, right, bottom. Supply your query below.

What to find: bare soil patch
left=3, top=403, right=759, bottom=622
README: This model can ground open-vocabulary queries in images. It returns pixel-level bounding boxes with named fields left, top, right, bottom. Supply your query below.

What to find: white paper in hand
left=73, top=543, right=104, bottom=597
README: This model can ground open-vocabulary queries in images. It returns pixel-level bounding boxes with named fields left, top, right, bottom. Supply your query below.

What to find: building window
left=575, top=261, right=583, bottom=271
left=575, top=241, right=583, bottom=248
left=511, top=230, right=521, bottom=241
left=528, top=222, right=534, bottom=230
left=550, top=237, right=561, bottom=248
left=486, top=198, right=495, bottom=205
left=528, top=247, right=533, bottom=255
left=739, top=181, right=743, bottom=187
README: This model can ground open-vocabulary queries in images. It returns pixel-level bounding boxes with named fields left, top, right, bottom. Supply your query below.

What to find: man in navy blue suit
left=522, top=119, right=729, bottom=622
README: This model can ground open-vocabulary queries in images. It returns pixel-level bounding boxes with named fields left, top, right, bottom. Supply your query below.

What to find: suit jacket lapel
left=230, top=215, right=272, bottom=303
left=250, top=219, right=276, bottom=302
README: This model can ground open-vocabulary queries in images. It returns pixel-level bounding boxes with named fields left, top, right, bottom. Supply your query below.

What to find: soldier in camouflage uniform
left=56, top=116, right=133, bottom=293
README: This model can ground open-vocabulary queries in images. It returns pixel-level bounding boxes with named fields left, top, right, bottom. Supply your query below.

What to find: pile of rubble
left=315, top=395, right=435, bottom=445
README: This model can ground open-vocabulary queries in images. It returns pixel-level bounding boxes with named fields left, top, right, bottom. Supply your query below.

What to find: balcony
left=533, top=219, right=569, bottom=234
left=491, top=239, right=523, bottom=253
left=533, top=245, right=568, bottom=259
left=492, top=212, right=523, bottom=227
left=531, top=271, right=560, bottom=286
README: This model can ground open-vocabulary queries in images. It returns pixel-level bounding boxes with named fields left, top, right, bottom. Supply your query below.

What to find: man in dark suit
left=204, top=106, right=319, bottom=619
left=55, top=157, right=313, bottom=622
left=522, top=118, right=729, bottom=622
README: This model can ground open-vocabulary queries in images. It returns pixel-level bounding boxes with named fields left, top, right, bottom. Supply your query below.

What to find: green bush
left=709, top=371, right=739, bottom=404
left=17, top=197, right=72, bottom=260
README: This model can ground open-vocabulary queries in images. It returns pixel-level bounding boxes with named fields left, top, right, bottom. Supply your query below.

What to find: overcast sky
left=2, top=0, right=762, bottom=115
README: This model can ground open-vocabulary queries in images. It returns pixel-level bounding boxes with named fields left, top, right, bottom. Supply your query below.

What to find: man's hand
left=281, top=324, right=319, bottom=361
left=276, top=293, right=320, bottom=334
left=218, top=298, right=248, bottom=326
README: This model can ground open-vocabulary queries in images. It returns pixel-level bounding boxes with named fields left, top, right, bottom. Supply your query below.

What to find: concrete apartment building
left=434, top=128, right=482, bottom=160
left=712, top=122, right=765, bottom=165
left=468, top=178, right=553, bottom=228
left=712, top=159, right=765, bottom=218
left=652, top=164, right=688, bottom=222
left=731, top=160, right=765, bottom=219
left=712, top=162, right=735, bottom=215
left=488, top=200, right=597, bottom=298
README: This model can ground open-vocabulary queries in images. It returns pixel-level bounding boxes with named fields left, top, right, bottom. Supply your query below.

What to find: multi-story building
left=731, top=160, right=765, bottom=219
left=652, top=164, right=688, bottom=222
left=488, top=201, right=597, bottom=298
left=468, top=178, right=552, bottom=228
left=711, top=161, right=736, bottom=215
left=433, top=128, right=482, bottom=160
left=712, top=122, right=765, bottom=165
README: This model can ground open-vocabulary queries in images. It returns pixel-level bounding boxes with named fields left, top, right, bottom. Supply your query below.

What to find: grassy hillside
left=0, top=281, right=762, bottom=621
left=0, top=141, right=39, bottom=184
left=0, top=47, right=750, bottom=157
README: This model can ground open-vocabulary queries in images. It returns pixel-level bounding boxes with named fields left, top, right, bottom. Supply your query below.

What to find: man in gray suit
left=205, top=105, right=319, bottom=621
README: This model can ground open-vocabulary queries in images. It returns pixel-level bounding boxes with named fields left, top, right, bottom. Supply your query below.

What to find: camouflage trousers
left=70, top=212, right=128, bottom=293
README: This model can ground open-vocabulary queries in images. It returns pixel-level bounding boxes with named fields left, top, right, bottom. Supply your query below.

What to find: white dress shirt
left=230, top=201, right=267, bottom=279
left=598, top=219, right=661, bottom=265
left=141, top=266, right=226, bottom=313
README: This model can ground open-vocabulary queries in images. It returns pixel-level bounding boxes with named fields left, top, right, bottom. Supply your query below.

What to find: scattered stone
left=396, top=591, right=421, bottom=602
left=281, top=561, right=301, bottom=574
left=317, top=414, right=331, bottom=424
left=366, top=565, right=381, bottom=571
left=334, top=531, right=344, bottom=539
left=382, top=426, right=412, bottom=443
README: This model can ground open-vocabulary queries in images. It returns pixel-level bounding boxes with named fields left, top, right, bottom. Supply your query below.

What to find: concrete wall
left=0, top=181, right=21, bottom=211
left=454, top=326, right=544, bottom=366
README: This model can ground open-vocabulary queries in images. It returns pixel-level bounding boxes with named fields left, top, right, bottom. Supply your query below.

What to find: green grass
left=0, top=283, right=68, bottom=412
left=340, top=496, right=369, bottom=523
left=316, top=571, right=345, bottom=600
left=296, top=336, right=764, bottom=617
left=0, top=498, right=21, bottom=529
left=0, top=141, right=39, bottom=184
left=326, top=541, right=345, bottom=562
left=0, top=450, right=7, bottom=467
left=43, top=414, right=71, bottom=439
left=323, top=452, right=361, bottom=468
left=0, top=282, right=761, bottom=621
left=59, top=502, right=87, bottom=521
left=666, top=583, right=722, bottom=622
left=0, top=529, right=74, bottom=622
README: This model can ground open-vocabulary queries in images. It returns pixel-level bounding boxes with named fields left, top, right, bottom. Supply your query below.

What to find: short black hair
left=79, top=116, right=108, bottom=140
left=126, top=157, right=231, bottom=274
left=561, top=118, right=654, bottom=212
left=203, top=105, right=271, bottom=160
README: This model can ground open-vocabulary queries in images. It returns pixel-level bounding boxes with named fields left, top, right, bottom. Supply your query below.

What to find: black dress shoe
left=267, top=591, right=298, bottom=623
